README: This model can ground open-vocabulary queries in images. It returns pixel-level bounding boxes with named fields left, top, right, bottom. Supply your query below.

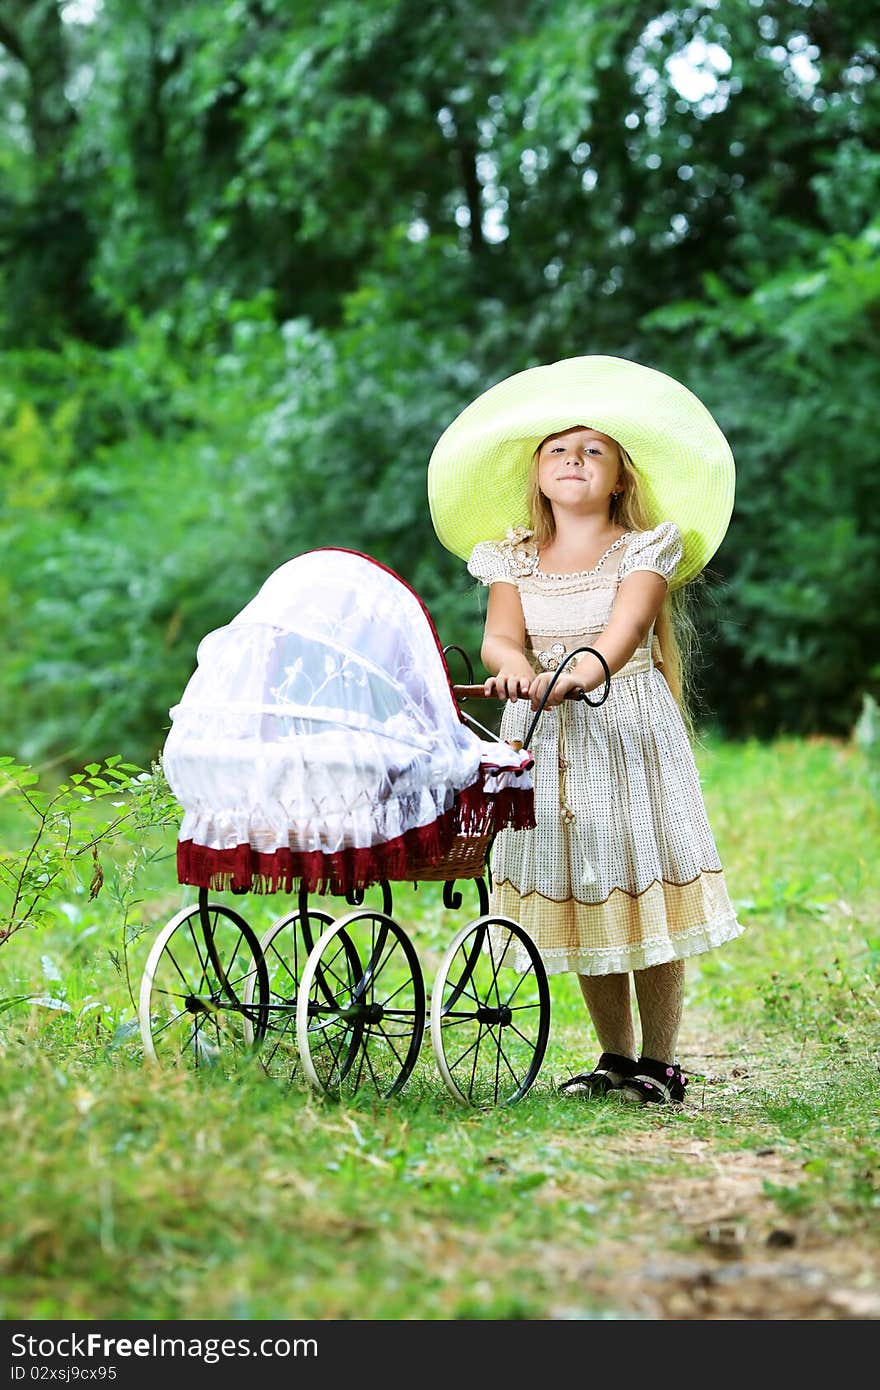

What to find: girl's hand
left=484, top=672, right=532, bottom=702
left=528, top=669, right=584, bottom=710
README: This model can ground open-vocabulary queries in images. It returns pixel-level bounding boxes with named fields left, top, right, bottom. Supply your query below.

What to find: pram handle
left=453, top=684, right=584, bottom=701
left=453, top=646, right=612, bottom=753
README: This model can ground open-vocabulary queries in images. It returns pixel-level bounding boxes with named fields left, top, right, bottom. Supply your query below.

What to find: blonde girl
left=428, top=356, right=743, bottom=1104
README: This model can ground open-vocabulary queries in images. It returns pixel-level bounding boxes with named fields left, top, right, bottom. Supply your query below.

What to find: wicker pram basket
left=407, top=827, right=494, bottom=882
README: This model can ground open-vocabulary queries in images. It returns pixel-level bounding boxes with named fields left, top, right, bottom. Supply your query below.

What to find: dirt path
left=576, top=1135, right=880, bottom=1319
left=558, top=1038, right=880, bottom=1320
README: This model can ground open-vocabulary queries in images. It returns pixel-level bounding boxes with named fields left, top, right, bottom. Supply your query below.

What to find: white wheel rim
left=138, top=901, right=225, bottom=1063
left=430, top=914, right=531, bottom=1105
left=295, top=908, right=409, bottom=1095
left=241, top=907, right=333, bottom=1046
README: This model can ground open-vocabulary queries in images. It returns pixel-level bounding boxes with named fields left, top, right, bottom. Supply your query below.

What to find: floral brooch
left=499, top=526, right=539, bottom=577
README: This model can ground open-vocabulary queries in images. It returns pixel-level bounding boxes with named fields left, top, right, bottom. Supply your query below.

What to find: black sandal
left=558, top=1051, right=638, bottom=1098
left=617, top=1055, right=688, bottom=1105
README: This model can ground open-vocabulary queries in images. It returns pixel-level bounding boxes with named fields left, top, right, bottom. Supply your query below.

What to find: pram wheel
left=430, top=915, right=550, bottom=1106
left=241, top=904, right=335, bottom=1081
left=139, top=899, right=270, bottom=1068
left=297, top=909, right=426, bottom=1099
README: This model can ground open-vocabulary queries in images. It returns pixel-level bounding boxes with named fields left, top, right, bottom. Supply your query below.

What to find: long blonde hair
left=528, top=432, right=698, bottom=731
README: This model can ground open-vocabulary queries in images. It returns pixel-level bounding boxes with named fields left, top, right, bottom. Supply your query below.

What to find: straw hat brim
left=427, top=355, right=734, bottom=588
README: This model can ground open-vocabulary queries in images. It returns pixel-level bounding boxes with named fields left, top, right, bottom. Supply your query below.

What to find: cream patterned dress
left=467, top=522, right=743, bottom=976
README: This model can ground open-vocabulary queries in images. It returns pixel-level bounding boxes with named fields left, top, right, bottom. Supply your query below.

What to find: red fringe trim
left=176, top=774, right=534, bottom=894
left=454, top=779, right=535, bottom=836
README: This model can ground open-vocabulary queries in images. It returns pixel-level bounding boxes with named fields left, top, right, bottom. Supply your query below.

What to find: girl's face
left=536, top=426, right=622, bottom=511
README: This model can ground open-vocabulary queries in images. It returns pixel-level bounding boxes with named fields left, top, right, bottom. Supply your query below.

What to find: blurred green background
left=1, top=0, right=878, bottom=768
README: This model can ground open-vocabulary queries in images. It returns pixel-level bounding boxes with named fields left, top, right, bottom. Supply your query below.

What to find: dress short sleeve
left=467, top=541, right=516, bottom=586
left=618, top=521, right=683, bottom=584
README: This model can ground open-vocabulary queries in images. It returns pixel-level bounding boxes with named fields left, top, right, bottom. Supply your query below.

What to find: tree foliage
left=1, top=0, right=878, bottom=761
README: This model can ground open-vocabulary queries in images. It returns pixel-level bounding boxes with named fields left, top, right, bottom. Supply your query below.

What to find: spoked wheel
left=139, top=898, right=270, bottom=1068
left=430, top=915, right=550, bottom=1106
left=296, top=910, right=426, bottom=1099
left=241, top=905, right=335, bottom=1081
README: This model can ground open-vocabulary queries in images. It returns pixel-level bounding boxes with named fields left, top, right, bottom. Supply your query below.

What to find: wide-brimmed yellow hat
left=427, top=354, right=734, bottom=587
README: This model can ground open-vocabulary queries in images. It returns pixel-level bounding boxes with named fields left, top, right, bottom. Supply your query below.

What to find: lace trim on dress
left=518, top=574, right=622, bottom=598
left=493, top=912, right=744, bottom=976
left=534, top=532, right=632, bottom=580
left=527, top=620, right=609, bottom=640
left=497, top=529, right=635, bottom=582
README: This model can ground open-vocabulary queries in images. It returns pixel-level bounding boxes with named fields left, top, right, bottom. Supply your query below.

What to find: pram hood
left=163, top=548, right=534, bottom=893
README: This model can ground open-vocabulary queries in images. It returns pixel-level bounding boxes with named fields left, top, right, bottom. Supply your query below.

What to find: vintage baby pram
left=139, top=548, right=599, bottom=1106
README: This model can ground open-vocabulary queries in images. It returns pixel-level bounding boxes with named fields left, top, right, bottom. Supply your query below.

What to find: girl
left=428, top=356, right=744, bottom=1105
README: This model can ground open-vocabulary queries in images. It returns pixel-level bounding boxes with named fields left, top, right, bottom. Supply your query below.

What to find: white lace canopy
left=163, top=549, right=533, bottom=893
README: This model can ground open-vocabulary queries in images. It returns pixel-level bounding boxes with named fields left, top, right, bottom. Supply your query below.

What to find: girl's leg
left=577, top=972, right=638, bottom=1059
left=633, top=959, right=685, bottom=1062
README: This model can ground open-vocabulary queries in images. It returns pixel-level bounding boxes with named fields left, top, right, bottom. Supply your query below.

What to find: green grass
left=1, top=735, right=879, bottom=1320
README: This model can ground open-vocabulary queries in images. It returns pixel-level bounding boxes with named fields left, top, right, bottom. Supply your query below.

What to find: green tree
left=1, top=0, right=878, bottom=758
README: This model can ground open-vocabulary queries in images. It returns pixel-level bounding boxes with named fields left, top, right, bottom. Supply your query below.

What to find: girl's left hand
left=527, top=670, right=584, bottom=710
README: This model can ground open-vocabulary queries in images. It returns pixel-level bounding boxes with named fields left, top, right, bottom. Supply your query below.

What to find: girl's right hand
left=484, top=672, right=532, bottom=702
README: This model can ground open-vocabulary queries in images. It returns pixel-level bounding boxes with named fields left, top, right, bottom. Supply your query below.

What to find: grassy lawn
left=1, top=735, right=878, bottom=1320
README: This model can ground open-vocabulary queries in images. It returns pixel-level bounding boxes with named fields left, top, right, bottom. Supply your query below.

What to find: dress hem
left=493, top=912, right=744, bottom=976
left=493, top=867, right=726, bottom=906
